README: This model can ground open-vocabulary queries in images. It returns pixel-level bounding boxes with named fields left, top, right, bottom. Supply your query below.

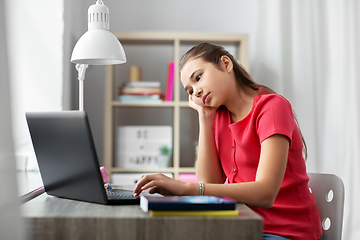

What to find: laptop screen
left=26, top=111, right=108, bottom=204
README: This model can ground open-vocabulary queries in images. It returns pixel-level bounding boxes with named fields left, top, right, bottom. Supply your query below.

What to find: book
left=124, top=81, right=161, bottom=88
left=148, top=209, right=239, bottom=217
left=164, top=61, right=174, bottom=102
left=140, top=195, right=236, bottom=212
left=118, top=92, right=163, bottom=97
left=119, top=86, right=162, bottom=94
left=118, top=95, right=163, bottom=102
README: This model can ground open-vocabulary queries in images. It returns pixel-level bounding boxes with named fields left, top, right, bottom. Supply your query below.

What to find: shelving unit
left=103, top=32, right=249, bottom=181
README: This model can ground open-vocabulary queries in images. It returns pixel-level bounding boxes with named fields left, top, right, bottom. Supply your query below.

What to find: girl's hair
left=180, top=42, right=307, bottom=160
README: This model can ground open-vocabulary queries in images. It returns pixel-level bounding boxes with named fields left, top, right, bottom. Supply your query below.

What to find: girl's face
left=180, top=57, right=233, bottom=107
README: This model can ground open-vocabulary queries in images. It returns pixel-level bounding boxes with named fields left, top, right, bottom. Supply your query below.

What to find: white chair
left=308, top=173, right=345, bottom=240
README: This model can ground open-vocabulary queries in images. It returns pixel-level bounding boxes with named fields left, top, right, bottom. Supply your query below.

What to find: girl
left=133, top=43, right=323, bottom=240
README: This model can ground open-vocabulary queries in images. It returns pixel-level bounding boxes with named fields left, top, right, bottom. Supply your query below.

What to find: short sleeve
left=256, top=95, right=296, bottom=145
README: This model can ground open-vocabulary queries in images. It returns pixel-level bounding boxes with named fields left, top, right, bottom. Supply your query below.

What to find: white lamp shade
left=71, top=29, right=126, bottom=65
left=71, top=1, right=126, bottom=65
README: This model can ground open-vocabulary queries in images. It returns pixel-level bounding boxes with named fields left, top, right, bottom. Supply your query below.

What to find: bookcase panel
left=114, top=107, right=173, bottom=126
left=179, top=107, right=199, bottom=168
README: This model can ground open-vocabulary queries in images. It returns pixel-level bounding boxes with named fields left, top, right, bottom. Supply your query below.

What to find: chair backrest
left=308, top=173, right=345, bottom=240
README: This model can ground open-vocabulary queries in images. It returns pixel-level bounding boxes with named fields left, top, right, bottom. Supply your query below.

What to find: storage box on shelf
left=103, top=32, right=249, bottom=182
left=115, top=125, right=173, bottom=169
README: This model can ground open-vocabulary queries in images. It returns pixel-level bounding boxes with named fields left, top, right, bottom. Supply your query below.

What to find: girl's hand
left=133, top=173, right=192, bottom=196
left=188, top=95, right=217, bottom=120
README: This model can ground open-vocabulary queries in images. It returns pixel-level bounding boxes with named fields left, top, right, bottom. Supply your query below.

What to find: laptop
left=26, top=111, right=142, bottom=205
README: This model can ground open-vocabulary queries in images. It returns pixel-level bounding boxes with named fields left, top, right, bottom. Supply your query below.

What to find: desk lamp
left=71, top=0, right=126, bottom=111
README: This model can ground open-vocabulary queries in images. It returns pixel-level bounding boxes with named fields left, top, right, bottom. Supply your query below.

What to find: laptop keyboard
left=106, top=190, right=137, bottom=200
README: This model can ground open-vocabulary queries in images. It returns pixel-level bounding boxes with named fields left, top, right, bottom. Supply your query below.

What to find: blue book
left=140, top=195, right=236, bottom=212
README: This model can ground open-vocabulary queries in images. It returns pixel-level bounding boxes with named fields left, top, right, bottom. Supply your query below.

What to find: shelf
left=111, top=101, right=190, bottom=107
left=178, top=167, right=197, bottom=173
left=111, top=167, right=196, bottom=173
left=111, top=167, right=176, bottom=173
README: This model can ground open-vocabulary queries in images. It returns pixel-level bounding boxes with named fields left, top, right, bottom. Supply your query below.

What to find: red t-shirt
left=214, top=88, right=322, bottom=239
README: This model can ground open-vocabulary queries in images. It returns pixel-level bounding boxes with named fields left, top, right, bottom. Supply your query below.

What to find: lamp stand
left=75, top=64, right=88, bottom=111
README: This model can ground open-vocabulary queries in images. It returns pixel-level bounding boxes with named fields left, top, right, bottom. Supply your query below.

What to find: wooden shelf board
left=111, top=101, right=190, bottom=107
left=110, top=167, right=195, bottom=173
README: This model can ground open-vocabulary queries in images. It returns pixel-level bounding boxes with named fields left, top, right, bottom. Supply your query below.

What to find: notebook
left=26, top=111, right=141, bottom=205
left=140, top=195, right=237, bottom=212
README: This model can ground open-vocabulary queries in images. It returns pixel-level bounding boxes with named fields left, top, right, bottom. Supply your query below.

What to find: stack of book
left=118, top=81, right=163, bottom=102
left=140, top=195, right=238, bottom=217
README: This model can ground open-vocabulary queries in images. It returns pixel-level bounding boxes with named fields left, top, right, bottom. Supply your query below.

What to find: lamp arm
left=75, top=64, right=88, bottom=111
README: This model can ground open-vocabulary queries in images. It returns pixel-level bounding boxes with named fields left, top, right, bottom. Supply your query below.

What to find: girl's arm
left=134, top=134, right=288, bottom=209
left=198, top=134, right=289, bottom=208
left=189, top=96, right=226, bottom=184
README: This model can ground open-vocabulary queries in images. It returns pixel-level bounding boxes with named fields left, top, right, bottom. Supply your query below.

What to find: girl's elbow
left=259, top=198, right=275, bottom=209
left=255, top=183, right=280, bottom=209
left=257, top=193, right=277, bottom=209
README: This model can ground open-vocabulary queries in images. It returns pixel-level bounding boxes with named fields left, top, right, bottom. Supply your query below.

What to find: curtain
left=0, top=1, right=24, bottom=239
left=5, top=0, right=64, bottom=170
left=253, top=0, right=360, bottom=239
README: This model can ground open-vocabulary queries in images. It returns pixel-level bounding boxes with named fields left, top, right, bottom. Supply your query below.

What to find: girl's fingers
left=134, top=174, right=164, bottom=195
left=189, top=95, right=201, bottom=111
left=140, top=180, right=157, bottom=191
left=148, top=186, right=162, bottom=195
left=134, top=177, right=147, bottom=195
left=133, top=173, right=177, bottom=196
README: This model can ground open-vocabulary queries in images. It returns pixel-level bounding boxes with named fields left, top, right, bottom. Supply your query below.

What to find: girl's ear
left=220, top=55, right=233, bottom=73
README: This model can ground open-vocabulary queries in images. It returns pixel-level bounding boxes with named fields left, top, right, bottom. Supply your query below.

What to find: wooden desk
left=22, top=193, right=263, bottom=240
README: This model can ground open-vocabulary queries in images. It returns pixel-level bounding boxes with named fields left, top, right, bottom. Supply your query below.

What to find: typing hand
left=133, top=173, right=192, bottom=197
